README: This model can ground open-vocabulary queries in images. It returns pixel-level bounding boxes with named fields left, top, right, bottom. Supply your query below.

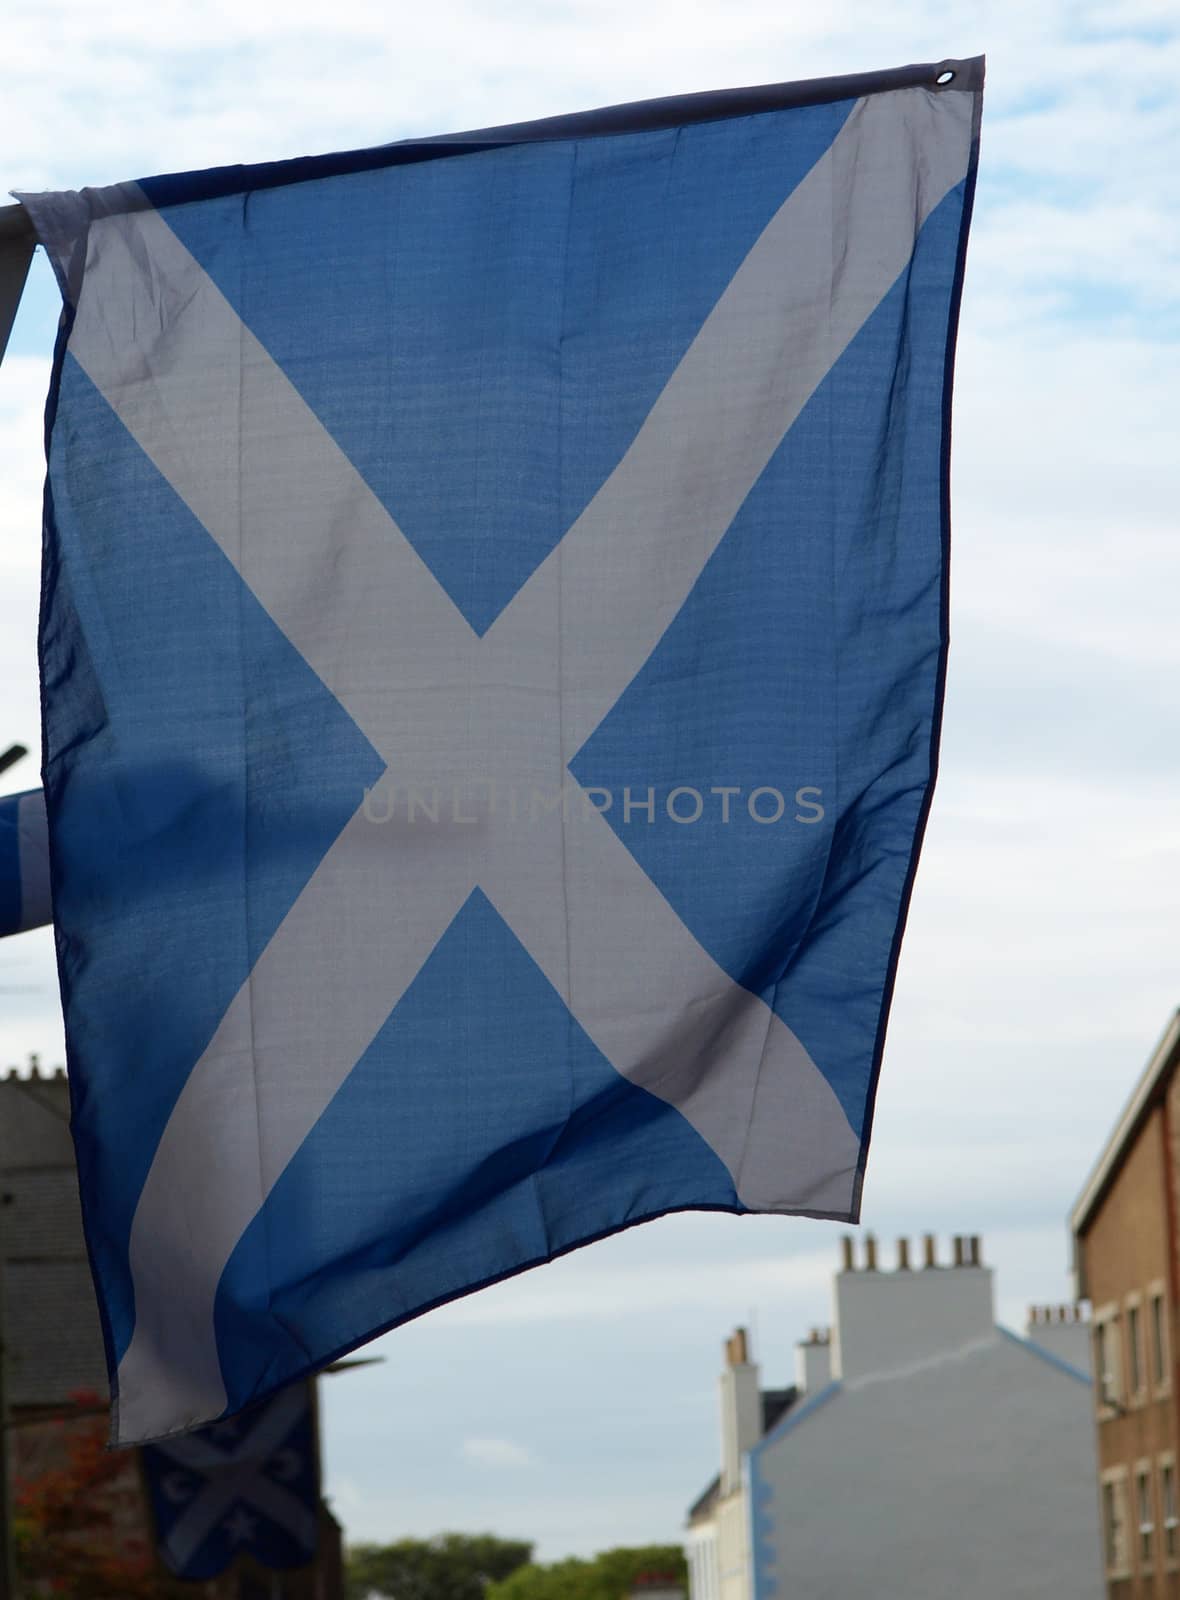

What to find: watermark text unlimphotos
left=362, top=780, right=825, bottom=827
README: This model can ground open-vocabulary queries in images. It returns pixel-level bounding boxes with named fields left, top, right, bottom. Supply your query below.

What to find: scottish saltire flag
left=0, top=788, right=51, bottom=936
left=142, top=1380, right=319, bottom=1579
left=18, top=56, right=982, bottom=1443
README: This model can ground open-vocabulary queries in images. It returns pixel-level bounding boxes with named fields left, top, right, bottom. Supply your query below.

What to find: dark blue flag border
left=856, top=63, right=983, bottom=1217
left=108, top=58, right=984, bottom=219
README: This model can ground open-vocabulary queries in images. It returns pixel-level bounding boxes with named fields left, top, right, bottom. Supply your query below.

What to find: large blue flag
left=18, top=57, right=982, bottom=1443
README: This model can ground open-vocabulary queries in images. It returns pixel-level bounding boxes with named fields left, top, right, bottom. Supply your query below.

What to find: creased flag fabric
left=0, top=788, right=51, bottom=936
left=142, top=1380, right=319, bottom=1579
left=18, top=57, right=982, bottom=1444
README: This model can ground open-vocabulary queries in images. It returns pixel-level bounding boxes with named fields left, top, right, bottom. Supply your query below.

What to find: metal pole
left=0, top=748, right=26, bottom=780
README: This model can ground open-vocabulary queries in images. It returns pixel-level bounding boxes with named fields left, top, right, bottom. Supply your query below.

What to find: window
left=1103, top=1472, right=1130, bottom=1578
left=1128, top=1299, right=1145, bottom=1399
left=1137, top=1463, right=1155, bottom=1568
left=1162, top=1457, right=1178, bottom=1564
left=1095, top=1322, right=1108, bottom=1397
left=1094, top=1309, right=1123, bottom=1411
left=1151, top=1285, right=1170, bottom=1391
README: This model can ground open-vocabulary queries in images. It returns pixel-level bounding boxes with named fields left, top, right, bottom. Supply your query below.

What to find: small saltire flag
left=18, top=56, right=982, bottom=1443
left=0, top=788, right=51, bottom=936
left=141, top=1380, right=319, bottom=1579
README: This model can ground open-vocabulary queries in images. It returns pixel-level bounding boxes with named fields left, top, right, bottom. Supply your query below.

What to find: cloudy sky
left=1, top=0, right=1178, bottom=1564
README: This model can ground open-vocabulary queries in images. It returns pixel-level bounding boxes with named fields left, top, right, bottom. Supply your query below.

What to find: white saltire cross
left=42, top=84, right=972, bottom=1441
left=151, top=1383, right=317, bottom=1573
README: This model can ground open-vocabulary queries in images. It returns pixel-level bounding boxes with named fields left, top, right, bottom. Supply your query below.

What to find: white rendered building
left=686, top=1234, right=1103, bottom=1600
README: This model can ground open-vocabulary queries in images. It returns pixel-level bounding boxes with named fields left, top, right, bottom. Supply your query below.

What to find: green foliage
left=346, top=1531, right=534, bottom=1600
left=486, top=1544, right=687, bottom=1600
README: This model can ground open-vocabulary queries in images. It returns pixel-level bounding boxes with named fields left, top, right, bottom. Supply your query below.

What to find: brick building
left=0, top=1062, right=344, bottom=1597
left=1072, top=1010, right=1180, bottom=1597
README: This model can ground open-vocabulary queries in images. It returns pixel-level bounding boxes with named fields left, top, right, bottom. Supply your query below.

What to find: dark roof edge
left=686, top=1472, right=721, bottom=1525
left=1070, top=1009, right=1180, bottom=1256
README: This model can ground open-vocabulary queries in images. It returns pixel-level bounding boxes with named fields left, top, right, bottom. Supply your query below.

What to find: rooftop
left=1070, top=1008, right=1180, bottom=1249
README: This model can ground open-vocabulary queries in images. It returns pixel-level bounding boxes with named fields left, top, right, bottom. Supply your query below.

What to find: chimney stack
left=1025, top=1303, right=1091, bottom=1372
left=830, top=1231, right=996, bottom=1381
left=840, top=1236, right=855, bottom=1272
left=725, top=1328, right=749, bottom=1367
left=719, top=1327, right=760, bottom=1496
left=794, top=1326, right=833, bottom=1395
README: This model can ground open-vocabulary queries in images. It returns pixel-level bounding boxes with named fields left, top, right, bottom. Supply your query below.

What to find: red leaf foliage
left=12, top=1392, right=192, bottom=1599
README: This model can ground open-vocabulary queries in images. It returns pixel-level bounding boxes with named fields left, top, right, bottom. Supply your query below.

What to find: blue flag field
left=16, top=57, right=982, bottom=1442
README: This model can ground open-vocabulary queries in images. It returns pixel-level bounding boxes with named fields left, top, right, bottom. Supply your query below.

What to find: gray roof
left=749, top=1330, right=1101, bottom=1600
left=0, top=1070, right=75, bottom=1167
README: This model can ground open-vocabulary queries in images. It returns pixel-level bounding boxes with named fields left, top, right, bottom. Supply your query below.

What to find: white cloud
left=0, top=0, right=1169, bottom=199
left=461, top=1436, right=537, bottom=1469
left=433, top=1246, right=834, bottom=1328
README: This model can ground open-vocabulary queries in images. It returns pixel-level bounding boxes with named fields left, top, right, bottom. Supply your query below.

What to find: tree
left=12, top=1391, right=193, bottom=1599
left=346, top=1532, right=534, bottom=1600
left=486, top=1545, right=688, bottom=1600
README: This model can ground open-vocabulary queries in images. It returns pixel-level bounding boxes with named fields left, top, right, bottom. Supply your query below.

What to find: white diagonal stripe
left=163, top=1478, right=240, bottom=1571
left=484, top=800, right=856, bottom=1212
left=117, top=806, right=474, bottom=1438
left=492, top=88, right=976, bottom=751
left=235, top=1476, right=319, bottom=1549
left=64, top=197, right=472, bottom=738
left=163, top=1466, right=316, bottom=1572
left=34, top=82, right=973, bottom=1441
